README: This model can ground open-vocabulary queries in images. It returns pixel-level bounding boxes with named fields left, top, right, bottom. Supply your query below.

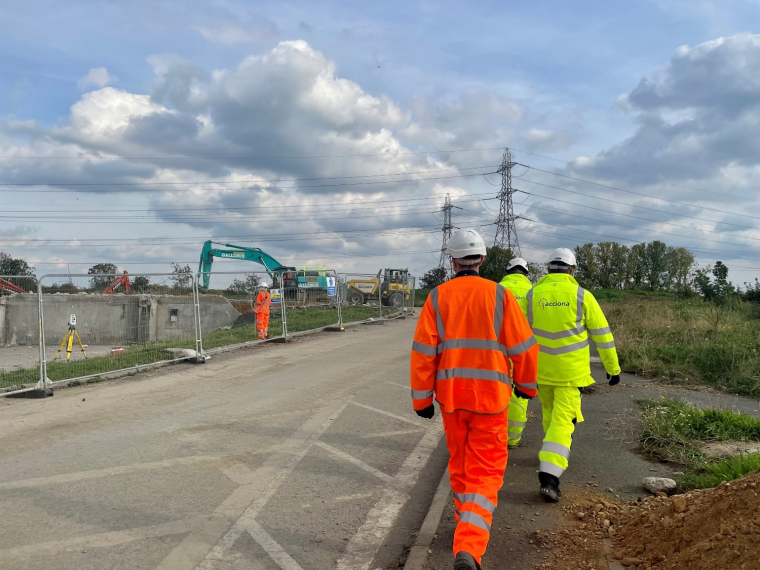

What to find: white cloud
left=521, top=128, right=572, bottom=152
left=77, top=67, right=117, bottom=90
left=2, top=41, right=522, bottom=275
left=195, top=13, right=279, bottom=45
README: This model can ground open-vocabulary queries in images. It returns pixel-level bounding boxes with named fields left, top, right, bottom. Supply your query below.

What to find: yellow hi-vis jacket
left=499, top=274, right=532, bottom=317
left=527, top=273, right=620, bottom=386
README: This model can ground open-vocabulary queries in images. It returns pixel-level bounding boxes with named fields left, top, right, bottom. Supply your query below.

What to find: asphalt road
left=0, top=318, right=448, bottom=570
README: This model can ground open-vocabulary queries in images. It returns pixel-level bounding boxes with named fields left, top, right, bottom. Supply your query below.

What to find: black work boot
left=538, top=471, right=562, bottom=503
left=454, top=551, right=481, bottom=570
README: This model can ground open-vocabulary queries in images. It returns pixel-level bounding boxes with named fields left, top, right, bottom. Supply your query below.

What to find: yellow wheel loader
left=343, top=269, right=411, bottom=308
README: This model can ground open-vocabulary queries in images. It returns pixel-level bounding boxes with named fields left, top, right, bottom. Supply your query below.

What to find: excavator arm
left=103, top=271, right=130, bottom=294
left=198, top=241, right=295, bottom=290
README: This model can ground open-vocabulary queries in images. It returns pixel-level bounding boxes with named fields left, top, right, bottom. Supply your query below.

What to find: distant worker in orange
left=254, top=283, right=272, bottom=339
left=410, top=229, right=539, bottom=570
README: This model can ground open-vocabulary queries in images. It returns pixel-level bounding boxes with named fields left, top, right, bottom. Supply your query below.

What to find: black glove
left=607, top=373, right=621, bottom=386
left=415, top=404, right=435, bottom=419
left=513, top=387, right=535, bottom=400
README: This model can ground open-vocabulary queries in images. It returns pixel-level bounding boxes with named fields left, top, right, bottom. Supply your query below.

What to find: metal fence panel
left=38, top=273, right=197, bottom=386
left=280, top=269, right=347, bottom=334
left=338, top=270, right=413, bottom=322
left=195, top=271, right=285, bottom=355
left=0, top=275, right=44, bottom=395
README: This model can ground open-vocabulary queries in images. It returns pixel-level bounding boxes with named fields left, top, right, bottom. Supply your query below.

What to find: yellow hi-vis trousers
left=537, top=385, right=584, bottom=478
left=507, top=393, right=528, bottom=445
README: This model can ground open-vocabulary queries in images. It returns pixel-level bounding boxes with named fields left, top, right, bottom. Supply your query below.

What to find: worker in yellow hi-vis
left=499, top=257, right=533, bottom=449
left=527, top=248, right=621, bottom=502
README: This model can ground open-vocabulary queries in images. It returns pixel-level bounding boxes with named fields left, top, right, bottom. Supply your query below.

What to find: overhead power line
left=3, top=191, right=495, bottom=214
left=509, top=146, right=756, bottom=203
left=519, top=178, right=760, bottom=231
left=0, top=171, right=497, bottom=193
left=0, top=219, right=496, bottom=247
left=27, top=249, right=441, bottom=265
left=0, top=164, right=499, bottom=187
left=523, top=166, right=760, bottom=221
left=0, top=145, right=506, bottom=161
left=521, top=202, right=759, bottom=250
left=519, top=188, right=760, bottom=244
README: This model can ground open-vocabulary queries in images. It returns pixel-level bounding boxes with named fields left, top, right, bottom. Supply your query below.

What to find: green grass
left=415, top=288, right=431, bottom=307
left=591, top=289, right=677, bottom=302
left=636, top=398, right=760, bottom=489
left=678, top=453, right=760, bottom=490
left=602, top=297, right=760, bottom=397
left=1, top=305, right=380, bottom=389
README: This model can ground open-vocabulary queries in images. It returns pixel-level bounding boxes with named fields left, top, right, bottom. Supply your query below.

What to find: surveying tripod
left=54, top=314, right=88, bottom=362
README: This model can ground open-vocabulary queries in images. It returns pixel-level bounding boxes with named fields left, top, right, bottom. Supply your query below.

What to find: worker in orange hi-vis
left=254, top=283, right=272, bottom=339
left=410, top=229, right=539, bottom=570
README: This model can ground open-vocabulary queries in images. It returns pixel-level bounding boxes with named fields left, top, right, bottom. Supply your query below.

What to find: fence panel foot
left=6, top=387, right=53, bottom=399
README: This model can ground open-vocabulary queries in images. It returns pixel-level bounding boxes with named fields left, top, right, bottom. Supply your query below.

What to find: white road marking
left=0, top=518, right=194, bottom=564
left=335, top=489, right=409, bottom=570
left=314, top=441, right=398, bottom=487
left=336, top=493, right=375, bottom=502
left=247, top=519, right=304, bottom=570
left=350, top=401, right=426, bottom=427
left=360, top=428, right=424, bottom=439
left=382, top=380, right=409, bottom=390
left=190, top=401, right=350, bottom=570
left=336, top=421, right=444, bottom=570
left=0, top=455, right=220, bottom=490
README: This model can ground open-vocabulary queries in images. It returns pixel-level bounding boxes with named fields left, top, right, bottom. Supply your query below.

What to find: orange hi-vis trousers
left=256, top=311, right=270, bottom=339
left=443, top=408, right=508, bottom=565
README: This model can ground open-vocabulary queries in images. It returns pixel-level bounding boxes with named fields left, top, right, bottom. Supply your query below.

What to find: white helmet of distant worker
left=446, top=228, right=487, bottom=264
left=507, top=257, right=529, bottom=272
left=546, top=247, right=577, bottom=268
left=260, top=282, right=269, bottom=289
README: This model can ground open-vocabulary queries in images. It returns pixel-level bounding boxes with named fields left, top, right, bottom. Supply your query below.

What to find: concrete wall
left=1, top=293, right=241, bottom=347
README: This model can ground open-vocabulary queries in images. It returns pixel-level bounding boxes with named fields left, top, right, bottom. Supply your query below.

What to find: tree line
left=420, top=240, right=755, bottom=304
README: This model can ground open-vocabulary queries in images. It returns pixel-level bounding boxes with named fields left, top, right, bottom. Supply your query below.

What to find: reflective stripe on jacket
left=499, top=273, right=532, bottom=318
left=410, top=275, right=539, bottom=413
left=526, top=273, right=620, bottom=386
left=255, top=291, right=271, bottom=312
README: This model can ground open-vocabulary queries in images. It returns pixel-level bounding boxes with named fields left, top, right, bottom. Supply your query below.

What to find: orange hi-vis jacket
left=255, top=291, right=271, bottom=313
left=411, top=274, right=539, bottom=414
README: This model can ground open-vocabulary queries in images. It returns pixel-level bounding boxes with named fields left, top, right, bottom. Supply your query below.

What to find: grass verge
left=677, top=453, right=760, bottom=490
left=601, top=297, right=760, bottom=397
left=637, top=398, right=760, bottom=489
left=1, top=305, right=379, bottom=389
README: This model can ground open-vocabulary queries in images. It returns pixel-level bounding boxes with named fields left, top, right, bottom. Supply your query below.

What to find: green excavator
left=197, top=241, right=298, bottom=291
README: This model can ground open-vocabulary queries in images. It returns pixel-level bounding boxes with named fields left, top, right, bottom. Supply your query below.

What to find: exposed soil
left=544, top=469, right=760, bottom=570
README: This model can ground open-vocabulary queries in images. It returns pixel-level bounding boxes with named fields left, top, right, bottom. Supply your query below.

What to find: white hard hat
left=507, top=257, right=529, bottom=272
left=260, top=282, right=269, bottom=288
left=546, top=247, right=577, bottom=267
left=446, top=228, right=487, bottom=262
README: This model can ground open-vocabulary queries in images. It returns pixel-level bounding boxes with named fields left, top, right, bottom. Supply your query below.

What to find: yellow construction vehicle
left=343, top=268, right=411, bottom=308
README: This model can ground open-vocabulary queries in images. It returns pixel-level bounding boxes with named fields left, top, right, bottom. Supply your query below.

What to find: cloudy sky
left=1, top=0, right=760, bottom=284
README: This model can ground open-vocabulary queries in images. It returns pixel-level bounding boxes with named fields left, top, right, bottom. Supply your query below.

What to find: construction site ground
left=0, top=344, right=114, bottom=373
left=422, top=359, right=760, bottom=569
left=2, top=314, right=759, bottom=570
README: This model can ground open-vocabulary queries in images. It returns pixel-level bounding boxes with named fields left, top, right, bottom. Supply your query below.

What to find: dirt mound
left=612, top=469, right=760, bottom=570
left=544, top=471, right=760, bottom=570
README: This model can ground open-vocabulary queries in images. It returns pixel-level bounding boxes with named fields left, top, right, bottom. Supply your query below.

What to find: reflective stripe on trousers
left=537, top=385, right=581, bottom=479
left=443, top=409, right=508, bottom=564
